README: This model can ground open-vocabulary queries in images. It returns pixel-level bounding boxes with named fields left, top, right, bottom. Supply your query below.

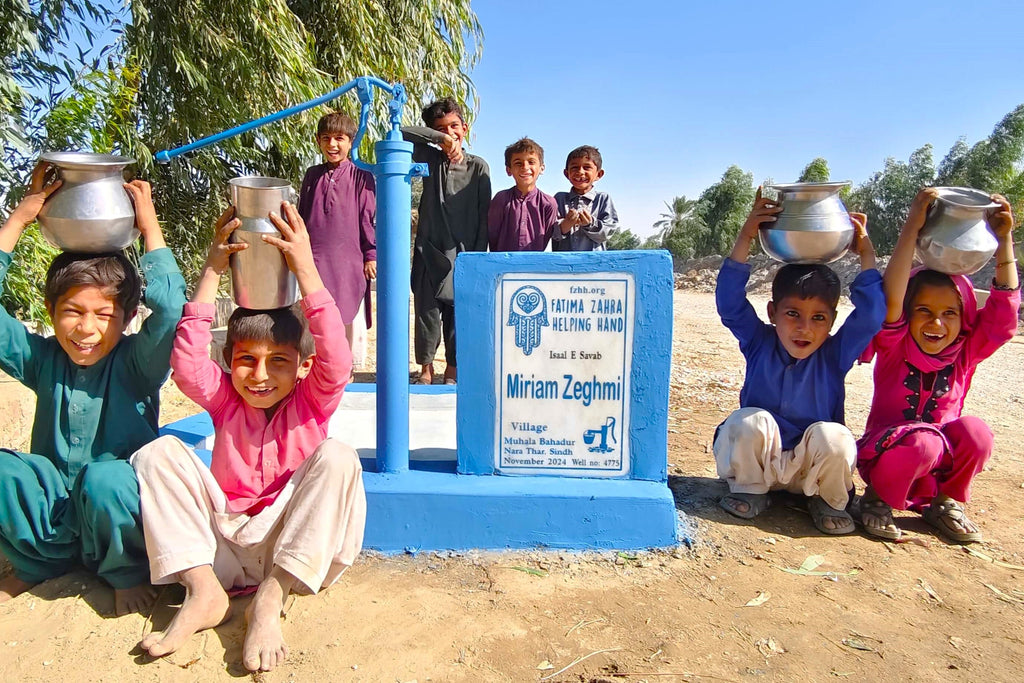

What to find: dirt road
left=1, top=290, right=1022, bottom=682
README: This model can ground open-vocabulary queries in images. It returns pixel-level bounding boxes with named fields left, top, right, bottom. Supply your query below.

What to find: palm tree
left=652, top=195, right=697, bottom=245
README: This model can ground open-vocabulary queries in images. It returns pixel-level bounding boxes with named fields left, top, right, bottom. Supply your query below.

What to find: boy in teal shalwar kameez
left=0, top=166, right=186, bottom=615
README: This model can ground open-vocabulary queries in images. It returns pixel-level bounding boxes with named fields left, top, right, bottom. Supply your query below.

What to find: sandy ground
left=2, top=290, right=1024, bottom=682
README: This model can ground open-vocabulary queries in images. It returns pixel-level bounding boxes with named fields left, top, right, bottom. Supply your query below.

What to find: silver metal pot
left=759, top=181, right=854, bottom=264
left=916, top=187, right=999, bottom=275
left=228, top=177, right=299, bottom=310
left=36, top=152, right=138, bottom=252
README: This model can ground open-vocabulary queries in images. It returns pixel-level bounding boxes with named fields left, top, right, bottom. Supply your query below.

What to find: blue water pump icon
left=583, top=417, right=617, bottom=454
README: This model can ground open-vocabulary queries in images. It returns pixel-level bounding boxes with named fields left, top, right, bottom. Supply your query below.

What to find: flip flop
left=719, top=492, right=770, bottom=520
left=851, top=495, right=901, bottom=540
left=923, top=498, right=982, bottom=544
left=807, top=495, right=855, bottom=535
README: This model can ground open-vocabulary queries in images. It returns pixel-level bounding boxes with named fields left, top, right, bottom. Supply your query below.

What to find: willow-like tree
left=125, top=0, right=483, bottom=281
left=5, top=0, right=483, bottom=311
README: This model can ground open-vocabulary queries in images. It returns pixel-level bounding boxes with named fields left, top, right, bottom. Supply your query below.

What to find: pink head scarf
left=859, top=267, right=978, bottom=371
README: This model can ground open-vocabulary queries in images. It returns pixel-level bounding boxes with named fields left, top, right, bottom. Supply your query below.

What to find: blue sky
left=467, top=1, right=1024, bottom=238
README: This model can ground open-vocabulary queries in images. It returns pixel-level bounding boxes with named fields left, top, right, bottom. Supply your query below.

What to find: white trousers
left=132, top=435, right=366, bottom=594
left=347, top=298, right=368, bottom=370
left=713, top=407, right=856, bottom=510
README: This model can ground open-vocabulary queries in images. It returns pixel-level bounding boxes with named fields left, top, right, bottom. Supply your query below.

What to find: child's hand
left=729, top=187, right=782, bottom=263
left=578, top=208, right=593, bottom=226
left=902, top=187, right=940, bottom=236
left=987, top=194, right=1014, bottom=239
left=123, top=180, right=166, bottom=251
left=440, top=134, right=463, bottom=163
left=5, top=162, right=62, bottom=231
left=203, top=207, right=246, bottom=275
left=560, top=209, right=579, bottom=234
left=849, top=212, right=876, bottom=270
left=265, top=202, right=324, bottom=295
left=364, top=260, right=377, bottom=279
left=740, top=187, right=782, bottom=242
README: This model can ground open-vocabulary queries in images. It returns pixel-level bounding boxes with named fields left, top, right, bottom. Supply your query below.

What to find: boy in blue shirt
left=0, top=165, right=186, bottom=614
left=714, top=188, right=885, bottom=534
left=553, top=145, right=618, bottom=251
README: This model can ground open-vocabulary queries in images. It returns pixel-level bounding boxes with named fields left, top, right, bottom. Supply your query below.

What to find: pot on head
left=759, top=181, right=854, bottom=264
left=227, top=177, right=299, bottom=310
left=916, top=187, right=999, bottom=275
left=36, top=152, right=139, bottom=253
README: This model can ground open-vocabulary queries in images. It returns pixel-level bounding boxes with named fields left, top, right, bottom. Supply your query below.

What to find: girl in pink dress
left=855, top=188, right=1018, bottom=543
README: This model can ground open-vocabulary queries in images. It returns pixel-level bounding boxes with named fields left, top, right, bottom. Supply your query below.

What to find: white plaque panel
left=495, top=273, right=634, bottom=476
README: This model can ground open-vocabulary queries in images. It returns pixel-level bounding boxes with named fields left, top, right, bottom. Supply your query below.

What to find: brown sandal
left=923, top=498, right=982, bottom=544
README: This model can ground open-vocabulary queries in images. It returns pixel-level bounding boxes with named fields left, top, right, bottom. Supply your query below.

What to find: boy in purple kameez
left=298, top=112, right=376, bottom=364
left=487, top=138, right=564, bottom=252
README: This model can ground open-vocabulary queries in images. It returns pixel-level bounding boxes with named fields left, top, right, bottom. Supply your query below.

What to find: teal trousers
left=0, top=451, right=148, bottom=589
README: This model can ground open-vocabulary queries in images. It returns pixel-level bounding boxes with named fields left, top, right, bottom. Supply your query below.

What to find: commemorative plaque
left=495, top=273, right=634, bottom=477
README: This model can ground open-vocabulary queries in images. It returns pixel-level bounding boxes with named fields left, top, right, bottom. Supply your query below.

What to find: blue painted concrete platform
left=158, top=382, right=680, bottom=551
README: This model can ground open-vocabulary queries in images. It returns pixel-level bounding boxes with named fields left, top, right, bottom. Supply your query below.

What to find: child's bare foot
left=115, top=583, right=158, bottom=616
left=140, top=566, right=231, bottom=657
left=0, top=575, right=35, bottom=603
left=416, top=363, right=434, bottom=385
left=243, top=567, right=296, bottom=672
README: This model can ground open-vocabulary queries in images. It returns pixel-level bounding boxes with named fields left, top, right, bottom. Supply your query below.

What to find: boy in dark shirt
left=403, top=99, right=491, bottom=385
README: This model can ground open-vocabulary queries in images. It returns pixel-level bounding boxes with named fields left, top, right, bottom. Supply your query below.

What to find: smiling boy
left=553, top=145, right=619, bottom=251
left=0, top=165, right=186, bottom=614
left=487, top=137, right=560, bottom=252
left=132, top=202, right=365, bottom=673
left=402, top=99, right=491, bottom=385
left=712, top=188, right=885, bottom=535
left=297, top=112, right=376, bottom=366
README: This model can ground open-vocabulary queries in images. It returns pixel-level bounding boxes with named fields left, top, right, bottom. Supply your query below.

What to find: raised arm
left=402, top=126, right=462, bottom=163
left=849, top=212, right=876, bottom=272
left=193, top=207, right=247, bottom=304
left=730, top=187, right=782, bottom=264
left=0, top=162, right=61, bottom=253
left=884, top=188, right=938, bottom=322
left=988, top=194, right=1018, bottom=291
left=0, top=163, right=63, bottom=385
left=264, top=202, right=325, bottom=298
left=123, top=180, right=167, bottom=253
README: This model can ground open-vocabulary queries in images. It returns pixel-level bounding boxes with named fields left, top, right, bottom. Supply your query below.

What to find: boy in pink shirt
left=131, top=202, right=366, bottom=672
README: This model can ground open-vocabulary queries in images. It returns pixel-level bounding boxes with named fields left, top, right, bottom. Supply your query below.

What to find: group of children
left=0, top=99, right=621, bottom=672
left=0, top=96, right=1017, bottom=673
left=400, top=100, right=619, bottom=384
left=0, top=167, right=364, bottom=672
left=715, top=187, right=1018, bottom=542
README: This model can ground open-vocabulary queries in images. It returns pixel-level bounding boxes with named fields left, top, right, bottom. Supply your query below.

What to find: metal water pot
left=916, top=187, right=999, bottom=275
left=759, top=181, right=855, bottom=264
left=36, top=152, right=138, bottom=252
left=227, top=177, right=299, bottom=310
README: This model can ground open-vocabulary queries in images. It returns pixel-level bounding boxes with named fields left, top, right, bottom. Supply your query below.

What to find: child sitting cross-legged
left=132, top=202, right=366, bottom=672
left=714, top=188, right=886, bottom=534
left=0, top=166, right=186, bottom=615
left=854, top=189, right=1018, bottom=543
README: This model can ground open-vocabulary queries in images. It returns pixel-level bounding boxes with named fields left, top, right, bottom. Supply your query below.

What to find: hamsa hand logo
left=507, top=285, right=548, bottom=355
